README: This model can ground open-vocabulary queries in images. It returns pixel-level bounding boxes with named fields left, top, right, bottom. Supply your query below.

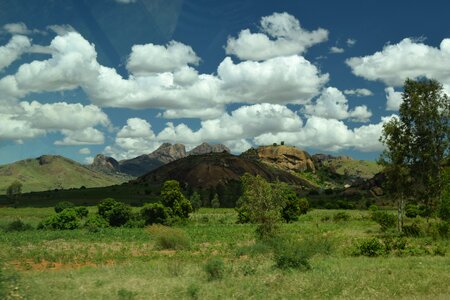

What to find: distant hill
left=91, top=142, right=231, bottom=177
left=312, top=154, right=382, bottom=180
left=0, top=155, right=128, bottom=194
left=133, top=151, right=314, bottom=189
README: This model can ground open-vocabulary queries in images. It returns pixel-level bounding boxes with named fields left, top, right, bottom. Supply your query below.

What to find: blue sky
left=1, top=0, right=450, bottom=164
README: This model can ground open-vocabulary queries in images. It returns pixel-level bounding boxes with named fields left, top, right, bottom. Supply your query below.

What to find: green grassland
left=0, top=156, right=129, bottom=195
left=1, top=208, right=449, bottom=299
left=323, top=158, right=383, bottom=179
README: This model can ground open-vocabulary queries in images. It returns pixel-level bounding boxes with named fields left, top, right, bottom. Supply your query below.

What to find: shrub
left=146, top=225, right=191, bottom=250
left=435, top=221, right=449, bottom=238
left=272, top=238, right=312, bottom=270
left=4, top=219, right=33, bottom=232
left=371, top=211, right=396, bottom=231
left=333, top=212, right=350, bottom=222
left=405, top=204, right=420, bottom=218
left=54, top=201, right=75, bottom=213
left=189, top=192, right=202, bottom=211
left=38, top=208, right=81, bottom=230
left=282, top=196, right=309, bottom=223
left=204, top=257, right=225, bottom=281
left=98, top=198, right=132, bottom=227
left=140, top=203, right=170, bottom=225
left=161, top=180, right=193, bottom=220
left=124, top=213, right=145, bottom=228
left=211, top=194, right=220, bottom=208
left=354, top=238, right=385, bottom=257
left=84, top=214, right=109, bottom=230
left=438, top=197, right=450, bottom=221
left=402, top=223, right=422, bottom=237
left=368, top=204, right=378, bottom=212
left=74, top=206, right=89, bottom=218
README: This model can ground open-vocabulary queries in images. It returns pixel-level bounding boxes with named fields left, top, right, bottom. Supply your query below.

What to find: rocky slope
left=188, top=142, right=230, bottom=156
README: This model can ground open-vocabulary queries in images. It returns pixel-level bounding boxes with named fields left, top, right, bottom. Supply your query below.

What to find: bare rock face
left=149, top=143, right=186, bottom=163
left=92, top=154, right=120, bottom=173
left=256, top=145, right=315, bottom=172
left=188, top=142, right=230, bottom=156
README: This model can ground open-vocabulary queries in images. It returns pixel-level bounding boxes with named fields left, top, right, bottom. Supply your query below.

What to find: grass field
left=1, top=208, right=449, bottom=299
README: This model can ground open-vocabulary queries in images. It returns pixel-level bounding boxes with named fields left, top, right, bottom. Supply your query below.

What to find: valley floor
left=1, top=208, right=449, bottom=299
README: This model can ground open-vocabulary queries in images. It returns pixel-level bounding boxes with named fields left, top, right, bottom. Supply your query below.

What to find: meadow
left=0, top=207, right=449, bottom=299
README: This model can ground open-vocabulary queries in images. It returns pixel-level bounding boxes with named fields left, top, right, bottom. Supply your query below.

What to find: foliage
left=237, top=174, right=287, bottom=239
left=281, top=191, right=309, bottom=223
left=140, top=202, right=170, bottom=225
left=189, top=192, right=202, bottom=211
left=211, top=193, right=220, bottom=208
left=204, top=257, right=225, bottom=281
left=354, top=238, right=386, bottom=257
left=271, top=237, right=312, bottom=270
left=38, top=208, right=81, bottom=230
left=84, top=214, right=110, bottom=230
left=97, top=198, right=132, bottom=227
left=74, top=206, right=89, bottom=218
left=146, top=225, right=191, bottom=250
left=380, top=79, right=450, bottom=231
left=161, top=180, right=193, bottom=220
left=6, top=181, right=22, bottom=199
left=402, top=223, right=422, bottom=237
left=54, top=201, right=75, bottom=213
left=371, top=210, right=396, bottom=231
left=3, top=219, right=33, bottom=232
left=333, top=212, right=350, bottom=222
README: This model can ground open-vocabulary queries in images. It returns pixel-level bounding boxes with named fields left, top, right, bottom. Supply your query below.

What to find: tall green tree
left=380, top=79, right=450, bottom=229
left=6, top=181, right=22, bottom=200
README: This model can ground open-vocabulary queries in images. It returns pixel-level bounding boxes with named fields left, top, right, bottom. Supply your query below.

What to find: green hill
left=0, top=155, right=129, bottom=194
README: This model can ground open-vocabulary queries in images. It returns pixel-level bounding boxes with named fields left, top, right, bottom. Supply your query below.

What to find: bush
left=161, top=180, right=193, bottom=220
left=38, top=208, right=81, bottom=230
left=4, top=219, right=33, bottom=232
left=146, top=225, right=191, bottom=250
left=84, top=214, right=109, bottom=230
left=124, top=213, right=145, bottom=228
left=439, top=197, right=450, bottom=221
left=281, top=197, right=309, bottom=223
left=435, top=221, right=449, bottom=238
left=140, top=202, right=170, bottom=225
left=204, top=257, right=225, bottom=281
left=402, top=223, right=422, bottom=237
left=354, top=238, right=385, bottom=257
left=189, top=192, right=202, bottom=211
left=272, top=238, right=312, bottom=270
left=211, top=194, right=220, bottom=208
left=98, top=198, right=132, bottom=227
left=333, top=212, right=350, bottom=222
left=371, top=211, right=396, bottom=231
left=54, top=201, right=75, bottom=213
left=368, top=204, right=379, bottom=212
left=74, top=206, right=89, bottom=218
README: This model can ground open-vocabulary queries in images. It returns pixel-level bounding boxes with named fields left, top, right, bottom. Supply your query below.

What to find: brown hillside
left=133, top=152, right=314, bottom=189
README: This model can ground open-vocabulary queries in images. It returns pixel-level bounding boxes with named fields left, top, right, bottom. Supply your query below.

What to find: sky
left=1, top=0, right=450, bottom=165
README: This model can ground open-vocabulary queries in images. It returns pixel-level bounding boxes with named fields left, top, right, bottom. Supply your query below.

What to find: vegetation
left=380, top=79, right=450, bottom=231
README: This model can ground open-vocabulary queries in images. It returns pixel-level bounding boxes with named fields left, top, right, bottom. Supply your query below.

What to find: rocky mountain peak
left=149, top=143, right=186, bottom=163
left=188, top=142, right=230, bottom=156
left=256, top=145, right=315, bottom=172
left=92, top=154, right=120, bottom=173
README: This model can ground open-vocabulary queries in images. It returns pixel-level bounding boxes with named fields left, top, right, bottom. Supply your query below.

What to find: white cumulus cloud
left=0, top=35, right=31, bottom=71
left=385, top=87, right=403, bottom=111
left=225, top=12, right=328, bottom=61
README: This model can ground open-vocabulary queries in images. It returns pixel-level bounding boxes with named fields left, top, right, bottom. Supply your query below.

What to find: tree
left=189, top=191, right=202, bottom=211
left=237, top=174, right=287, bottom=239
left=211, top=193, right=220, bottom=208
left=6, top=181, right=22, bottom=199
left=380, top=79, right=450, bottom=230
left=160, top=180, right=193, bottom=221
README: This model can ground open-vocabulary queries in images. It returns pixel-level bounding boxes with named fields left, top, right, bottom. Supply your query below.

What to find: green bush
left=84, top=214, right=109, bottom=230
left=98, top=198, right=132, bottom=227
left=146, top=225, right=191, bottom=250
left=272, top=238, right=312, bottom=270
left=368, top=204, right=379, bottom=212
left=54, top=201, right=75, bottom=213
left=124, top=213, right=145, bottom=228
left=438, top=197, right=450, bottom=221
left=4, top=219, right=33, bottom=232
left=74, top=206, right=89, bottom=218
left=189, top=192, right=202, bottom=211
left=204, top=257, right=225, bottom=281
left=281, top=197, right=309, bottom=223
left=38, top=208, right=81, bottom=230
left=211, top=194, right=220, bottom=208
left=354, top=238, right=385, bottom=257
left=140, top=203, right=170, bottom=225
left=371, top=211, right=396, bottom=231
left=402, top=223, right=422, bottom=237
left=333, top=212, right=350, bottom=222
left=435, top=221, right=449, bottom=238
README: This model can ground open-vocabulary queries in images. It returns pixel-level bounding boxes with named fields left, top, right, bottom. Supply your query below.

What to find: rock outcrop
left=188, top=142, right=230, bottom=156
left=92, top=154, right=120, bottom=173
left=148, top=143, right=186, bottom=163
left=249, top=145, right=315, bottom=172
